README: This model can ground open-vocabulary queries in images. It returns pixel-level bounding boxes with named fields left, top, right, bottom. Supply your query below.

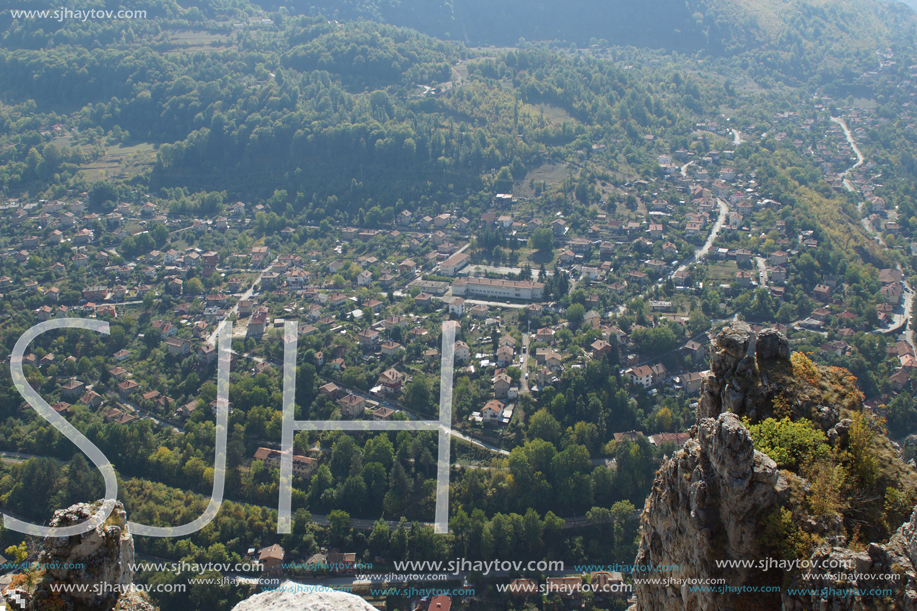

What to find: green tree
left=403, top=379, right=432, bottom=413
left=566, top=303, right=586, bottom=328
left=185, top=277, right=204, bottom=295
left=688, top=309, right=710, bottom=334
left=328, top=509, right=351, bottom=547
left=529, top=408, right=562, bottom=444
left=745, top=417, right=830, bottom=470
left=531, top=228, right=554, bottom=256
left=151, top=223, right=170, bottom=246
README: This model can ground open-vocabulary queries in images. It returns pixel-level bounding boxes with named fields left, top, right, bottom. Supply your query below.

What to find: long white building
left=452, top=277, right=544, bottom=301
left=441, top=252, right=470, bottom=276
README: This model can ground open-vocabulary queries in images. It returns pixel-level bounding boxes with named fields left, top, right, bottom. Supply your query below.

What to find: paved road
left=831, top=116, right=865, bottom=180
left=520, top=333, right=531, bottom=393
left=823, top=122, right=912, bottom=351
left=901, top=277, right=916, bottom=355
left=755, top=256, right=768, bottom=286
left=673, top=198, right=728, bottom=275
left=0, top=450, right=64, bottom=464
left=461, top=299, right=527, bottom=310
left=831, top=117, right=884, bottom=246
left=611, top=197, right=728, bottom=318
left=731, top=129, right=742, bottom=146
left=205, top=261, right=275, bottom=345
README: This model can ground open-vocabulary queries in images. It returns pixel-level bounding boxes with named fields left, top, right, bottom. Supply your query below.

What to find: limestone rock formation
left=698, top=321, right=760, bottom=421
left=39, top=501, right=134, bottom=599
left=16, top=500, right=158, bottom=611
left=633, top=323, right=917, bottom=611
left=231, top=582, right=378, bottom=611
left=634, top=411, right=788, bottom=611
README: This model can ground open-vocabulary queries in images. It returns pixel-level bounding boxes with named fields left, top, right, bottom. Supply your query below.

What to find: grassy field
left=705, top=260, right=739, bottom=282
left=522, top=102, right=576, bottom=125
left=518, top=161, right=570, bottom=196
left=159, top=29, right=233, bottom=52
left=80, top=142, right=157, bottom=182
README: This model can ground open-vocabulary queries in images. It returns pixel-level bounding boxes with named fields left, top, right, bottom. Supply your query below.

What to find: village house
left=454, top=341, right=471, bottom=362
left=377, top=369, right=404, bottom=394
left=338, top=394, right=366, bottom=418
left=117, top=379, right=139, bottom=398
left=258, top=544, right=285, bottom=575
left=199, top=342, right=217, bottom=365
left=591, top=340, right=613, bottom=359
left=357, top=328, right=380, bottom=349
left=496, top=345, right=515, bottom=367
left=449, top=297, right=465, bottom=316
left=254, top=448, right=316, bottom=479
left=165, top=337, right=191, bottom=356
left=481, top=400, right=504, bottom=423
left=494, top=373, right=512, bottom=399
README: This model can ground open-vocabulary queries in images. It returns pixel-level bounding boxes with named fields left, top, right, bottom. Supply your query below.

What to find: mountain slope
left=264, top=0, right=916, bottom=54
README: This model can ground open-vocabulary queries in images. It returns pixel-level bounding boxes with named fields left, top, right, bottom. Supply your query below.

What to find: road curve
left=674, top=198, right=728, bottom=275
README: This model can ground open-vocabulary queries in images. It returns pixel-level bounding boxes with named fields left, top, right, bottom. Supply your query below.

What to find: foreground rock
left=12, top=500, right=158, bottom=611
left=634, top=411, right=788, bottom=610
left=633, top=323, right=917, bottom=611
left=231, top=582, right=378, bottom=611
left=782, top=507, right=917, bottom=611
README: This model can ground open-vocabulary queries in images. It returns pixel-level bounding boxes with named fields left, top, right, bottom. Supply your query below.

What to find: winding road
left=830, top=116, right=865, bottom=192
left=831, top=115, right=871, bottom=238
left=831, top=116, right=913, bottom=353
left=673, top=198, right=729, bottom=275
left=731, top=129, right=742, bottom=146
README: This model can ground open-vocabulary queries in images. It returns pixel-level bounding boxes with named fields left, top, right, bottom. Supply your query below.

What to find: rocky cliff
left=633, top=322, right=917, bottom=611
left=230, top=582, right=378, bottom=611
left=1, top=500, right=157, bottom=611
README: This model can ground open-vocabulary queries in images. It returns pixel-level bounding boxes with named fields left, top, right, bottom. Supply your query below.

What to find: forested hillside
left=248, top=0, right=916, bottom=54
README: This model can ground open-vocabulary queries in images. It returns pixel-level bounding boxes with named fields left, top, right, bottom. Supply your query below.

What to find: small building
left=449, top=298, right=465, bottom=316
left=61, top=378, right=86, bottom=400
left=165, top=337, right=192, bottom=356
left=481, top=400, right=504, bottom=423
left=258, top=544, right=285, bottom=575
left=254, top=447, right=316, bottom=479
left=338, top=394, right=366, bottom=418
left=453, top=341, right=471, bottom=362
left=377, top=369, right=404, bottom=394
left=428, top=595, right=452, bottom=611
left=681, top=371, right=705, bottom=394
left=591, top=340, right=613, bottom=359
left=496, top=345, right=514, bottom=366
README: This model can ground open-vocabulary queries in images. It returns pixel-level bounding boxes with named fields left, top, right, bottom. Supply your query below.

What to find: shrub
left=842, top=411, right=878, bottom=488
left=805, top=451, right=847, bottom=517
left=759, top=507, right=820, bottom=560
left=745, top=417, right=830, bottom=471
left=790, top=352, right=820, bottom=386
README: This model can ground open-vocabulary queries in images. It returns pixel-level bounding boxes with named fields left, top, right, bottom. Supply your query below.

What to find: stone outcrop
left=8, top=500, right=159, bottom=611
left=231, top=582, right=378, bottom=611
left=39, top=501, right=134, bottom=599
left=698, top=321, right=761, bottom=421
left=698, top=321, right=840, bottom=429
left=780, top=503, right=917, bottom=610
left=633, top=412, right=788, bottom=611
left=633, top=322, right=917, bottom=611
